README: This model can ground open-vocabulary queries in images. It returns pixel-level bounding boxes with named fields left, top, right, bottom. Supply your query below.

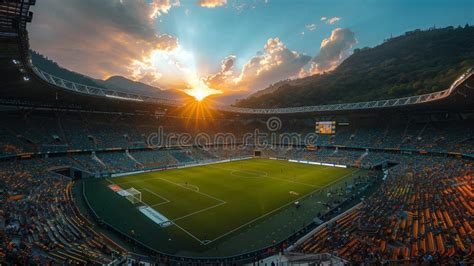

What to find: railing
left=282, top=252, right=349, bottom=265
left=31, top=66, right=183, bottom=107
left=31, top=65, right=473, bottom=114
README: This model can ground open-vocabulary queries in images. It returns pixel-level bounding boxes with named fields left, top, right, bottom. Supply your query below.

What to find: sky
left=29, top=0, right=474, bottom=101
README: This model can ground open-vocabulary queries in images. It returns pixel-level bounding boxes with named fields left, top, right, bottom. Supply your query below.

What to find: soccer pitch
left=82, top=158, right=364, bottom=256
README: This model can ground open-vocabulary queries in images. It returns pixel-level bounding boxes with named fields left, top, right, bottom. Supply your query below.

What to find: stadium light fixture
left=23, top=76, right=30, bottom=81
left=12, top=59, right=19, bottom=65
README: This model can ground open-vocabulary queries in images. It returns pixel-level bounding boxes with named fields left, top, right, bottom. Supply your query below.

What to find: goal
left=125, top=187, right=142, bottom=204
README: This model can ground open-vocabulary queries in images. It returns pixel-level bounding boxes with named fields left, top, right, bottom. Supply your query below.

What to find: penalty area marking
left=105, top=176, right=226, bottom=245
left=156, top=178, right=225, bottom=204
left=105, top=178, right=172, bottom=207
left=178, top=183, right=199, bottom=192
left=153, top=177, right=230, bottom=244
left=104, top=165, right=361, bottom=246
left=111, top=173, right=218, bottom=246
left=142, top=188, right=171, bottom=207
left=289, top=191, right=300, bottom=196
left=171, top=200, right=226, bottom=222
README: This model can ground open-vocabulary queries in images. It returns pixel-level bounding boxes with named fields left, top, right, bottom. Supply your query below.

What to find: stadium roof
left=1, top=0, right=473, bottom=116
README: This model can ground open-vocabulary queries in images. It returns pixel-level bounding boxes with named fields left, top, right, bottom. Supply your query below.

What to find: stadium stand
left=292, top=155, right=473, bottom=264
left=0, top=166, right=126, bottom=264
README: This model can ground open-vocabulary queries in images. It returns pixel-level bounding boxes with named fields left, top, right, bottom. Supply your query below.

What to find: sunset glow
left=185, top=85, right=219, bottom=101
left=29, top=0, right=474, bottom=106
left=130, top=46, right=222, bottom=101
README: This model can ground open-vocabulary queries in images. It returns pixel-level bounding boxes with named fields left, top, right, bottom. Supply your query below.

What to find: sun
left=183, top=81, right=222, bottom=102
left=185, top=86, right=218, bottom=101
left=131, top=45, right=222, bottom=101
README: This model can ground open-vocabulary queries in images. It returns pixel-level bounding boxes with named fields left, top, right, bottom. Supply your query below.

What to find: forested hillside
left=235, top=26, right=474, bottom=108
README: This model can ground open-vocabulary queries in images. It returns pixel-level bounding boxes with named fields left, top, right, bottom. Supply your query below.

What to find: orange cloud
left=203, top=55, right=236, bottom=90
left=150, top=0, right=180, bottom=18
left=204, top=38, right=311, bottom=92
left=30, top=0, right=178, bottom=88
left=306, top=28, right=356, bottom=75
left=197, top=0, right=227, bottom=8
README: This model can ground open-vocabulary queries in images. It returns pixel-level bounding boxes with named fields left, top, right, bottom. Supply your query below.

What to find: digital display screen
left=315, top=121, right=336, bottom=134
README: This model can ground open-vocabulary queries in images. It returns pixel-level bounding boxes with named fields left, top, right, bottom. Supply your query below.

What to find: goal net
left=125, top=187, right=142, bottom=204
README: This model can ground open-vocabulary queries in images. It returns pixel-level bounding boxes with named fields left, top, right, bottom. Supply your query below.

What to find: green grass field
left=83, top=158, right=365, bottom=256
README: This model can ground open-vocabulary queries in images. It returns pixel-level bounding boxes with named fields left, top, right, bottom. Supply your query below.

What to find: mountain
left=204, top=90, right=251, bottom=106
left=235, top=25, right=474, bottom=108
left=249, top=79, right=292, bottom=98
left=31, top=50, right=101, bottom=88
left=96, top=76, right=189, bottom=101
left=30, top=51, right=190, bottom=102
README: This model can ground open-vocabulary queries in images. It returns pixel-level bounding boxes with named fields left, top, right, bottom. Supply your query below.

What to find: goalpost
left=125, top=187, right=142, bottom=204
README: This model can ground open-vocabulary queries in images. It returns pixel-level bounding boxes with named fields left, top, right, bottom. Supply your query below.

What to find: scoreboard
left=315, top=121, right=336, bottom=134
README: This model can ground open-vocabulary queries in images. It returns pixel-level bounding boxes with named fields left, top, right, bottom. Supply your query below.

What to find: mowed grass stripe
left=108, top=159, right=357, bottom=241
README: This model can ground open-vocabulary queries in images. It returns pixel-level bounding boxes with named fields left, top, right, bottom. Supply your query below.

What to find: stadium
left=1, top=1, right=473, bottom=265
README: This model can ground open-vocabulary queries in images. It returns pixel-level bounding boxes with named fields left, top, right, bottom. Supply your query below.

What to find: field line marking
left=208, top=165, right=268, bottom=177
left=264, top=175, right=319, bottom=188
left=140, top=188, right=171, bottom=207
left=151, top=178, right=229, bottom=242
left=171, top=201, right=226, bottom=222
left=170, top=222, right=206, bottom=244
left=114, top=177, right=225, bottom=203
left=104, top=175, right=209, bottom=244
left=257, top=159, right=359, bottom=188
left=104, top=161, right=362, bottom=245
left=116, top=177, right=159, bottom=185
left=209, top=164, right=319, bottom=188
left=178, top=183, right=200, bottom=192
left=142, top=188, right=170, bottom=202
left=203, top=169, right=361, bottom=245
left=156, top=178, right=226, bottom=204
left=150, top=202, right=171, bottom=207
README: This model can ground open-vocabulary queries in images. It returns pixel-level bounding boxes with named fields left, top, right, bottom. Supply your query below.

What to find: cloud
left=305, top=24, right=317, bottom=31
left=29, top=0, right=178, bottom=83
left=205, top=38, right=311, bottom=92
left=203, top=55, right=236, bottom=90
left=29, top=0, right=354, bottom=99
left=155, top=34, right=179, bottom=51
left=325, top=17, right=341, bottom=25
left=197, top=0, right=227, bottom=8
left=320, top=16, right=327, bottom=21
left=308, top=28, right=356, bottom=75
left=236, top=38, right=312, bottom=91
left=208, top=29, right=357, bottom=91
left=150, top=0, right=180, bottom=18
left=232, top=0, right=268, bottom=13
